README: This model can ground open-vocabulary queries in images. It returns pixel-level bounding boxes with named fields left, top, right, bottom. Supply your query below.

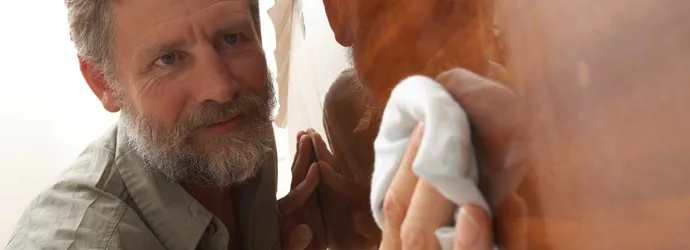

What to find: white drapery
left=268, top=0, right=350, bottom=156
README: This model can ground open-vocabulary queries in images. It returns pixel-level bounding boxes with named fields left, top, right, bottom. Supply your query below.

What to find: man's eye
left=155, top=52, right=178, bottom=66
left=223, top=33, right=241, bottom=45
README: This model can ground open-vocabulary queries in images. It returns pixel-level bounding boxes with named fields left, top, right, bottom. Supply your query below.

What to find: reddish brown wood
left=321, top=0, right=501, bottom=248
left=491, top=0, right=690, bottom=249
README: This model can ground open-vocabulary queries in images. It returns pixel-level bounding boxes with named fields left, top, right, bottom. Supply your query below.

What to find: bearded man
left=4, top=0, right=386, bottom=249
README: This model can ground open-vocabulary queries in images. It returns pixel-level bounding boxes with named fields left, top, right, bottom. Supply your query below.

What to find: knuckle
left=436, top=72, right=456, bottom=88
left=400, top=222, right=431, bottom=249
left=383, top=193, right=408, bottom=227
left=436, top=68, right=467, bottom=84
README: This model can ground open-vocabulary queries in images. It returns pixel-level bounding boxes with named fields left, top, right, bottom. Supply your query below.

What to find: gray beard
left=117, top=79, right=276, bottom=187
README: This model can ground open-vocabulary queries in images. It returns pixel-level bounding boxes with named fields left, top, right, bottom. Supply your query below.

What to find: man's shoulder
left=6, top=126, right=160, bottom=250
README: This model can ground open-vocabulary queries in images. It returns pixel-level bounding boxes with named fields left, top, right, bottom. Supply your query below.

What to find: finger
left=400, top=180, right=454, bottom=250
left=436, top=68, right=520, bottom=157
left=496, top=193, right=528, bottom=250
left=285, top=224, right=313, bottom=250
left=317, top=161, right=368, bottom=197
left=436, top=68, right=518, bottom=133
left=380, top=123, right=425, bottom=250
left=290, top=132, right=309, bottom=171
left=308, top=129, right=336, bottom=163
left=291, top=131, right=307, bottom=167
left=291, top=134, right=314, bottom=189
left=295, top=130, right=307, bottom=151
left=280, top=163, right=321, bottom=215
left=436, top=68, right=515, bottom=112
left=454, top=205, right=493, bottom=250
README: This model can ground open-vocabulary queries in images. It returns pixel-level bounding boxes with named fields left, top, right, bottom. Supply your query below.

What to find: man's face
left=335, top=0, right=492, bottom=108
left=110, top=0, right=274, bottom=186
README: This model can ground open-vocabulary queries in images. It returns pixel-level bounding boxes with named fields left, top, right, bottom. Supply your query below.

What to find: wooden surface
left=492, top=0, right=690, bottom=249
left=321, top=1, right=496, bottom=248
left=324, top=0, right=690, bottom=248
left=349, top=0, right=494, bottom=111
left=319, top=68, right=381, bottom=249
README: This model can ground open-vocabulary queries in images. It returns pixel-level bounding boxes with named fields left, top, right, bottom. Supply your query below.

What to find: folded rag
left=370, top=75, right=491, bottom=248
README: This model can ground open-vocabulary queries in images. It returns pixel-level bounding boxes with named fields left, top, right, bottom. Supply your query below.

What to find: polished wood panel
left=492, top=0, right=690, bottom=248
left=320, top=0, right=497, bottom=248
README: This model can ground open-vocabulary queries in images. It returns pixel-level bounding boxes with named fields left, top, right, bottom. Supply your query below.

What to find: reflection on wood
left=319, top=68, right=381, bottom=249
left=349, top=0, right=498, bottom=110
left=321, top=0, right=502, bottom=248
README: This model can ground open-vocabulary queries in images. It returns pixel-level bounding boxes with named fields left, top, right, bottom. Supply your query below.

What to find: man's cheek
left=227, top=51, right=268, bottom=87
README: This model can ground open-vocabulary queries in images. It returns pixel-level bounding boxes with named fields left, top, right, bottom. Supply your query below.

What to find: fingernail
left=456, top=206, right=480, bottom=246
left=296, top=224, right=312, bottom=241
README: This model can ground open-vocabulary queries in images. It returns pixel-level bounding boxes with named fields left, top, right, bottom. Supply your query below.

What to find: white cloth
left=267, top=0, right=294, bottom=128
left=370, top=75, right=491, bottom=248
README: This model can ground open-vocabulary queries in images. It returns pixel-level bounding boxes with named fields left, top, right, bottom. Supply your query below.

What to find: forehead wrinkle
left=127, top=1, right=245, bottom=58
left=128, top=24, right=194, bottom=75
left=191, top=1, right=253, bottom=38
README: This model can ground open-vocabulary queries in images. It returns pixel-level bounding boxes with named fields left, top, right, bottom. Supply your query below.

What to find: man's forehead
left=110, top=0, right=253, bottom=68
left=113, top=0, right=249, bottom=28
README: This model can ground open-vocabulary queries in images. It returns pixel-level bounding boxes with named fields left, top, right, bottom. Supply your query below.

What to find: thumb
left=436, top=68, right=518, bottom=132
left=453, top=205, right=493, bottom=250
left=286, top=224, right=313, bottom=250
left=436, top=68, right=515, bottom=109
left=436, top=68, right=522, bottom=156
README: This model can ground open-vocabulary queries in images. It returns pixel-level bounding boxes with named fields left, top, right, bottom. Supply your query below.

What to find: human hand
left=379, top=124, right=494, bottom=250
left=436, top=68, right=529, bottom=249
left=278, top=131, right=327, bottom=250
left=435, top=68, right=524, bottom=174
left=307, top=129, right=381, bottom=250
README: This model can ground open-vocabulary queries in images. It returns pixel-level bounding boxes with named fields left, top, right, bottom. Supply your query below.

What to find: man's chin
left=130, top=119, right=272, bottom=186
left=171, top=154, right=262, bottom=187
left=182, top=141, right=266, bottom=185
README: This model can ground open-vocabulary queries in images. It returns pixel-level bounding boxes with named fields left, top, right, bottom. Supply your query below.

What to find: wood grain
left=492, top=0, right=690, bottom=248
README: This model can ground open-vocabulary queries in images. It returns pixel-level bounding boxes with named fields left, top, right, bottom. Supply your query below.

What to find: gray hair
left=66, top=0, right=261, bottom=82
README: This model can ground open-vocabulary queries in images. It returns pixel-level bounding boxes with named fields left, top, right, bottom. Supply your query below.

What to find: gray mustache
left=180, top=94, right=268, bottom=133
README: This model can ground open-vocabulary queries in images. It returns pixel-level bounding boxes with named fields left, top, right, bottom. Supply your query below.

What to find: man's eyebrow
left=210, top=14, right=254, bottom=36
left=139, top=38, right=189, bottom=60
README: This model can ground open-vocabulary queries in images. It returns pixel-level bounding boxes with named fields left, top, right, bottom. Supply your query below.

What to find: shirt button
left=207, top=223, right=217, bottom=234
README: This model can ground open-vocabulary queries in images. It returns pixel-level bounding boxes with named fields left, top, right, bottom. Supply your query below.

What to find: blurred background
left=0, top=0, right=349, bottom=245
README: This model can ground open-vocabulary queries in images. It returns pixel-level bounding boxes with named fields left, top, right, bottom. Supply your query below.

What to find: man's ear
left=322, top=0, right=355, bottom=46
left=79, top=56, right=121, bottom=113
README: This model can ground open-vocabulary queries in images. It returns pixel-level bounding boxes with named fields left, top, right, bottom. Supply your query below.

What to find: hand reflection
left=308, top=129, right=381, bottom=250
left=279, top=132, right=327, bottom=250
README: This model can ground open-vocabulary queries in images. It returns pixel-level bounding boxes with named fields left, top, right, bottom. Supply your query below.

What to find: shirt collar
left=113, top=121, right=281, bottom=250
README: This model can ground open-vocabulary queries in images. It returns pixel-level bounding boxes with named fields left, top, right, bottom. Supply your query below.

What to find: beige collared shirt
left=5, top=123, right=282, bottom=250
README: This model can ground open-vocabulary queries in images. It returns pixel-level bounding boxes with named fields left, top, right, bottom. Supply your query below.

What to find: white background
left=0, top=0, right=291, bottom=245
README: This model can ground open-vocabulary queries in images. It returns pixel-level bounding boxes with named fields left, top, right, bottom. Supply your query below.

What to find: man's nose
left=190, top=49, right=240, bottom=103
